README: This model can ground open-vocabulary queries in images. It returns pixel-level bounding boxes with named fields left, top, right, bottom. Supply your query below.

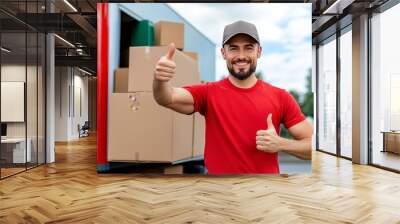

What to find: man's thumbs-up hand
left=266, top=113, right=276, bottom=134
left=256, top=114, right=282, bottom=153
left=165, top=42, right=176, bottom=60
left=154, top=43, right=177, bottom=82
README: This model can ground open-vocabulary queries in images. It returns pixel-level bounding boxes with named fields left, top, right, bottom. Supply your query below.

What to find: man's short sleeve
left=182, top=83, right=208, bottom=115
left=281, top=90, right=306, bottom=129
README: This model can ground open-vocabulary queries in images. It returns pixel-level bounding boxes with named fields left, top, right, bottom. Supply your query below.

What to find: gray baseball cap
left=222, top=20, right=260, bottom=46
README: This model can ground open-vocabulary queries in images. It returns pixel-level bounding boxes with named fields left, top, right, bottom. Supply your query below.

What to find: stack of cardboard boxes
left=109, top=21, right=205, bottom=164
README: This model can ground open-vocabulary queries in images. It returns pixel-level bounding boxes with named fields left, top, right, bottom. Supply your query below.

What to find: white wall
left=71, top=73, right=89, bottom=138
left=1, top=65, right=41, bottom=138
left=1, top=65, right=26, bottom=81
left=55, top=67, right=89, bottom=141
left=55, top=66, right=68, bottom=141
left=1, top=66, right=26, bottom=130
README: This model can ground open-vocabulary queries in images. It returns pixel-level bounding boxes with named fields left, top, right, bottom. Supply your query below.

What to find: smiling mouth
left=233, top=61, right=250, bottom=67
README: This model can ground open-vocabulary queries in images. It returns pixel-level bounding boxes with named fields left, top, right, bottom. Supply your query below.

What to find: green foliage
left=280, top=124, right=291, bottom=139
left=300, top=69, right=314, bottom=117
left=289, top=90, right=300, bottom=103
left=278, top=69, right=314, bottom=139
left=289, top=68, right=313, bottom=118
left=255, top=71, right=263, bottom=80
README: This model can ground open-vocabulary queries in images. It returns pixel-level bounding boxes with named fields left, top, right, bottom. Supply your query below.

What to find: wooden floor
left=0, top=167, right=26, bottom=178
left=1, top=163, right=45, bottom=178
left=1, top=134, right=400, bottom=223
left=372, top=151, right=400, bottom=171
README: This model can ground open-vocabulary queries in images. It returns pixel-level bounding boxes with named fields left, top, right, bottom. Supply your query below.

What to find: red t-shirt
left=183, top=78, right=305, bottom=174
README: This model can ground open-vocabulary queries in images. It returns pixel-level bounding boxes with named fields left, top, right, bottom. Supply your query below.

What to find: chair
left=79, top=121, right=90, bottom=138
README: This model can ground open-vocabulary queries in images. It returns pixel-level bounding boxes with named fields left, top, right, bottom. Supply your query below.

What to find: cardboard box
left=194, top=67, right=201, bottom=83
left=182, top=51, right=198, bottom=61
left=128, top=46, right=199, bottom=92
left=173, top=112, right=194, bottom=161
left=164, top=165, right=184, bottom=174
left=154, top=21, right=184, bottom=50
left=182, top=51, right=201, bottom=82
left=114, top=68, right=129, bottom=93
left=108, top=92, right=194, bottom=162
left=193, top=113, right=205, bottom=157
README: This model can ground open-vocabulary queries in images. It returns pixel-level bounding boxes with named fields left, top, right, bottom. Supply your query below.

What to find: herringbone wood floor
left=1, top=134, right=400, bottom=224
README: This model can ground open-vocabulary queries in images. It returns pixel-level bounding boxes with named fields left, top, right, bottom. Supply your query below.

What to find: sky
left=168, top=3, right=312, bottom=93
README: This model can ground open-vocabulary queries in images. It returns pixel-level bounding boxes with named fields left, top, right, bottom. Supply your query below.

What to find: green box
left=131, top=20, right=155, bottom=46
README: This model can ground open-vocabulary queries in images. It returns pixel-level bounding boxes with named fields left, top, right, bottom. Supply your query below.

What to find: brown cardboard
left=108, top=92, right=172, bottom=162
left=108, top=92, right=193, bottom=162
left=172, top=112, right=194, bottom=161
left=193, top=113, right=205, bottom=157
left=172, top=50, right=201, bottom=87
left=128, top=46, right=199, bottom=92
left=114, top=68, right=129, bottom=93
left=164, top=165, right=184, bottom=174
left=194, top=67, right=201, bottom=83
left=182, top=51, right=198, bottom=61
left=154, top=21, right=184, bottom=50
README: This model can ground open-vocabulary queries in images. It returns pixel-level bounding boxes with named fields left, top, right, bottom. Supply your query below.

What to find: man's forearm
left=153, top=80, right=173, bottom=106
left=280, top=137, right=312, bottom=160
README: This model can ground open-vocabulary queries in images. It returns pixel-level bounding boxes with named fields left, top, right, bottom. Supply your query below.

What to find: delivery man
left=153, top=20, right=313, bottom=174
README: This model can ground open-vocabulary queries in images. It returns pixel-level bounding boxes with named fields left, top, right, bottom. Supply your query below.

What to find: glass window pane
left=1, top=0, right=46, bottom=179
left=1, top=26, right=27, bottom=178
left=38, top=32, right=45, bottom=165
left=27, top=31, right=38, bottom=169
left=340, top=29, right=352, bottom=158
left=371, top=4, right=400, bottom=171
left=318, top=36, right=337, bottom=154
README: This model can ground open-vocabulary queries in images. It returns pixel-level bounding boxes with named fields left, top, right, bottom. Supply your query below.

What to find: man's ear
left=221, top=47, right=226, bottom=60
left=257, top=46, right=262, bottom=59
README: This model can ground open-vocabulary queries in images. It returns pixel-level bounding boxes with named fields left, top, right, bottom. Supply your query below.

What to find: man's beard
left=227, top=59, right=257, bottom=80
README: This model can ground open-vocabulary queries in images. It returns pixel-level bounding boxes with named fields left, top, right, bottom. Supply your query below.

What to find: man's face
left=221, top=34, right=262, bottom=80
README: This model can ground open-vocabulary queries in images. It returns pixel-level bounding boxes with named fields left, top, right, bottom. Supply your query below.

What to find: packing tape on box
left=128, top=93, right=140, bottom=111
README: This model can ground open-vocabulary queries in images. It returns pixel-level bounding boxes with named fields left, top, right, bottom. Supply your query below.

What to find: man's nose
left=237, top=49, right=246, bottom=59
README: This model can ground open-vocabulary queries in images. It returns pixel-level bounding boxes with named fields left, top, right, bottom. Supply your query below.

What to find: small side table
left=381, top=131, right=400, bottom=154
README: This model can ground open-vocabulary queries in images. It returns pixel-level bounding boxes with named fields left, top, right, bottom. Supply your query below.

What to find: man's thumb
left=166, top=43, right=176, bottom=60
left=266, top=113, right=275, bottom=131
